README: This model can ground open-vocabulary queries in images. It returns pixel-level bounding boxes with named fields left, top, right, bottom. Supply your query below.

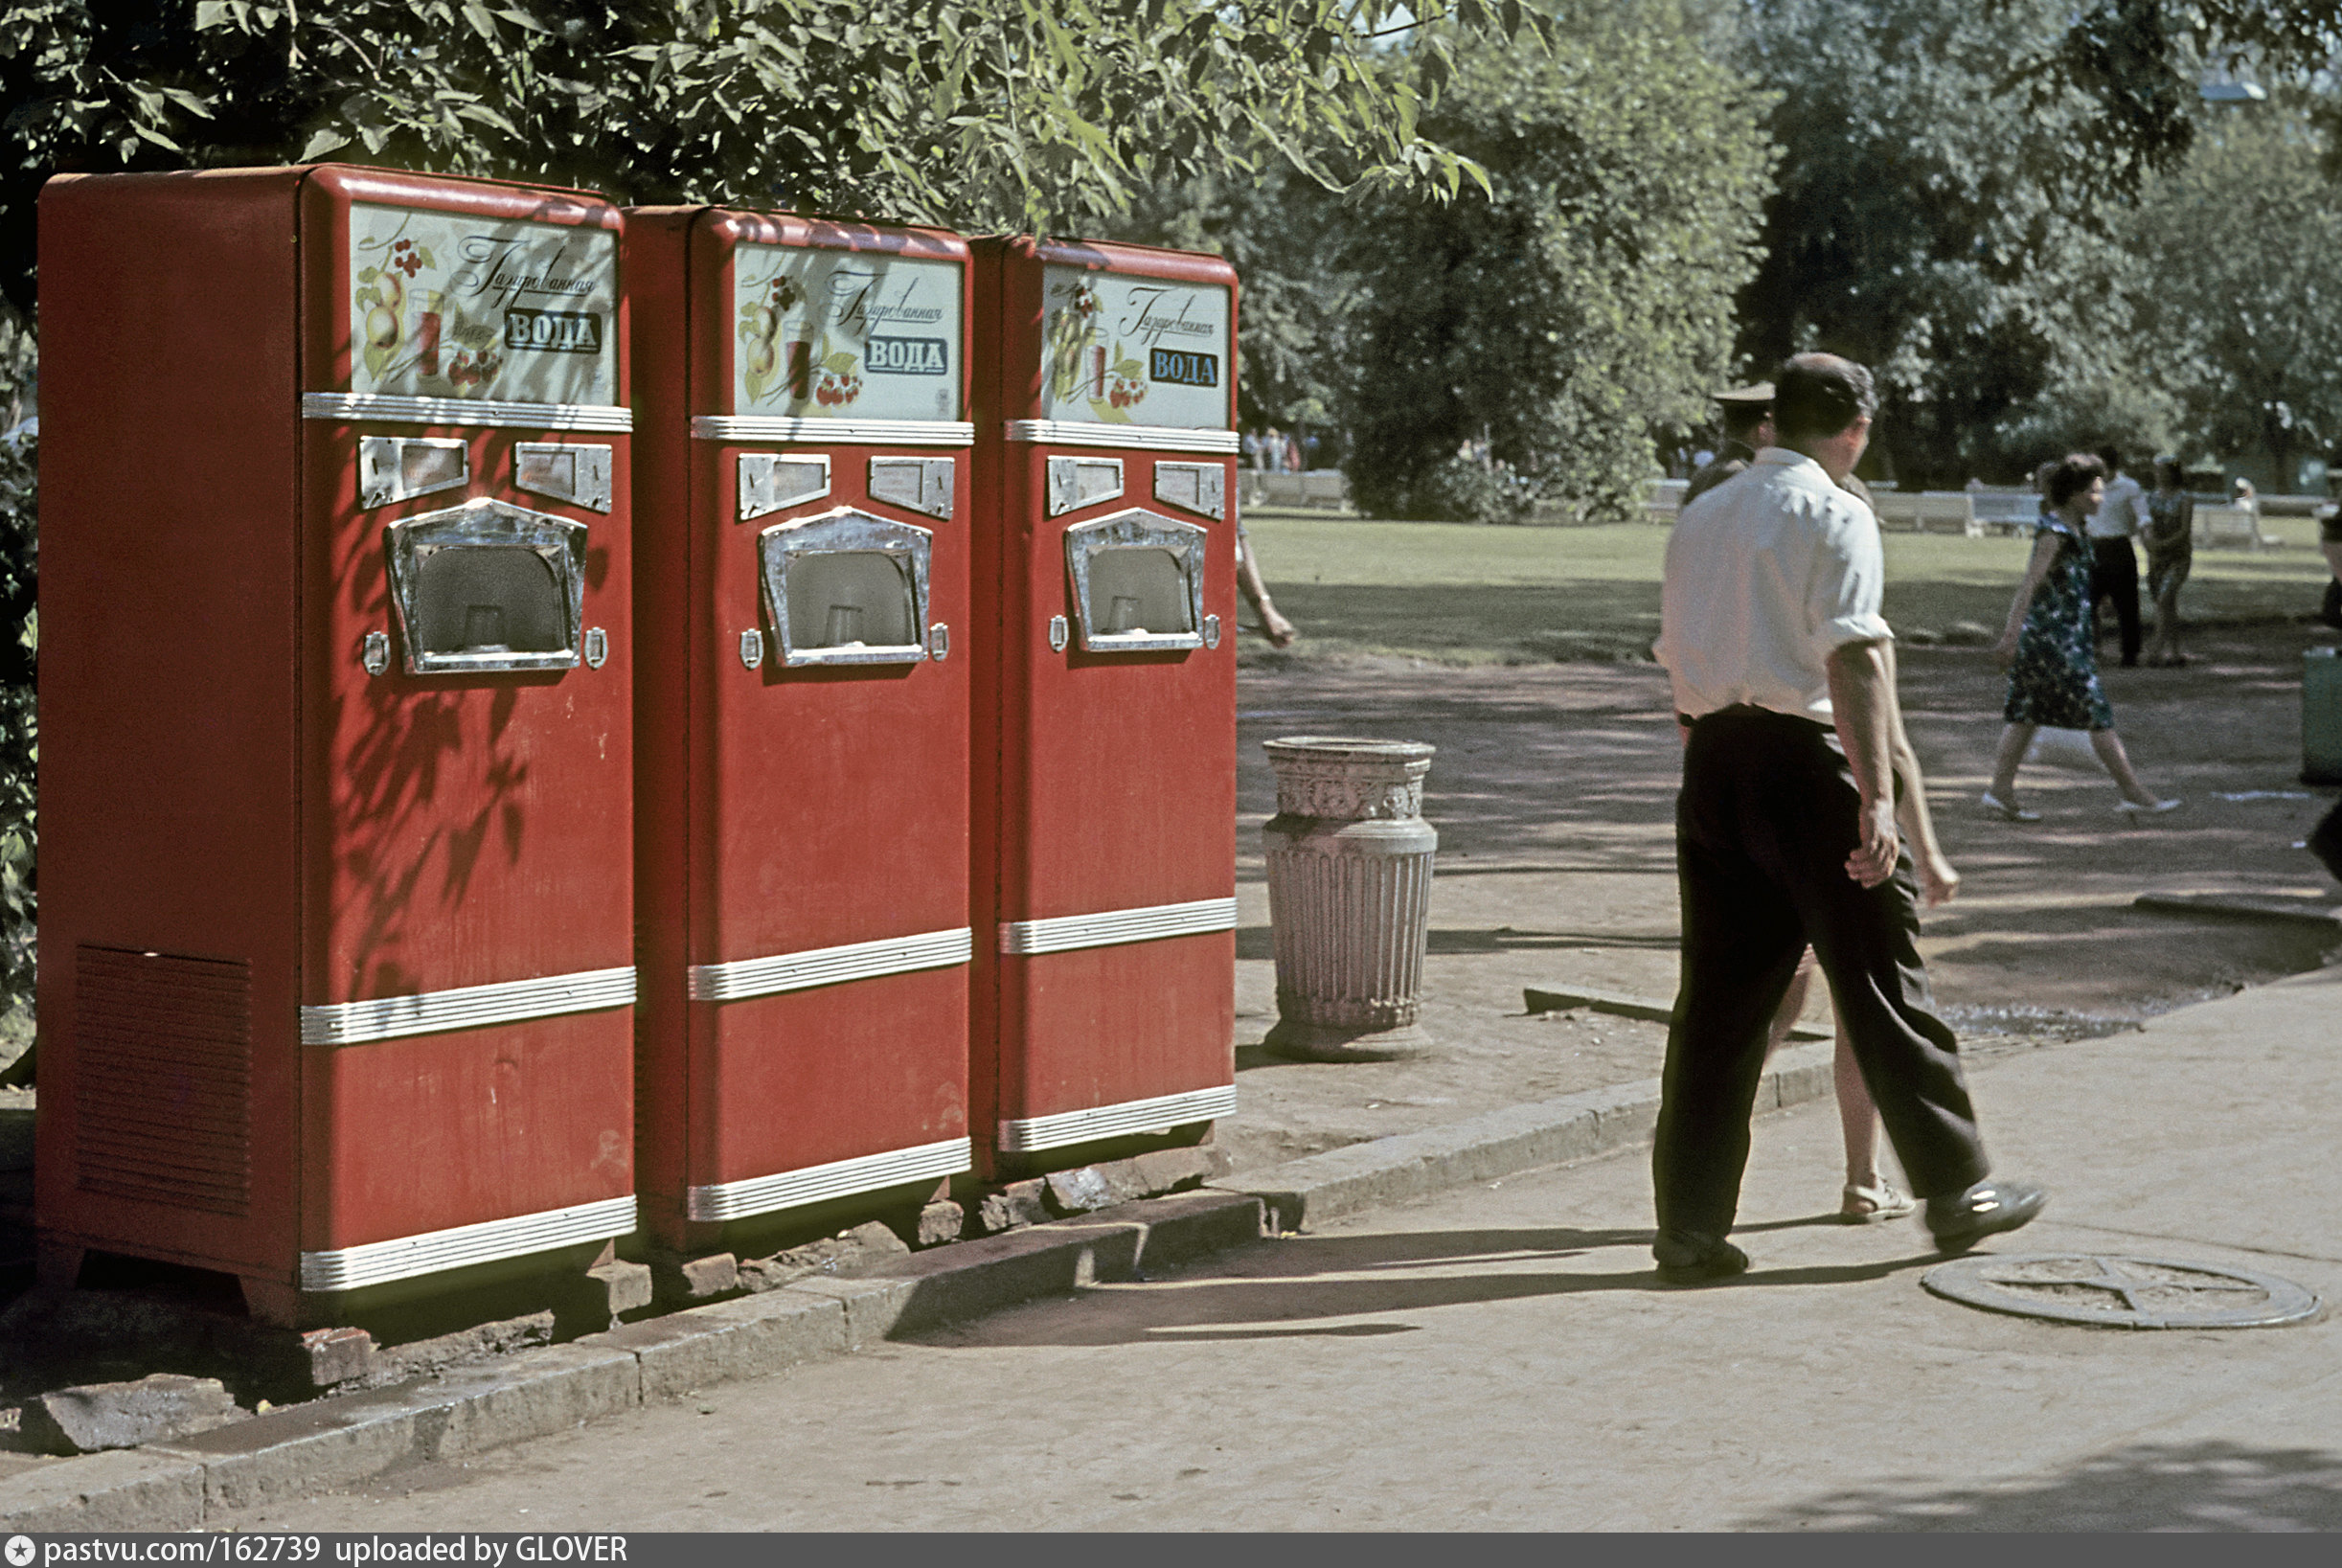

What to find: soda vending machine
left=38, top=167, right=637, bottom=1323
left=627, top=209, right=973, bottom=1250
left=968, top=238, right=1240, bottom=1173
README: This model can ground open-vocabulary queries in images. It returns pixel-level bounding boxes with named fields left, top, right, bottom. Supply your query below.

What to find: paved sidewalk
left=218, top=962, right=2342, bottom=1531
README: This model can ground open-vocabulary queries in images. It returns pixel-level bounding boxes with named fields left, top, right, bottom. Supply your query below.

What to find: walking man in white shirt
left=2089, top=444, right=2149, bottom=668
left=1649, top=352, right=2046, bottom=1284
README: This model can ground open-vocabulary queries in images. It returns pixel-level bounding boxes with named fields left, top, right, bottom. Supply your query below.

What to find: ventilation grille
left=73, top=945, right=253, bottom=1217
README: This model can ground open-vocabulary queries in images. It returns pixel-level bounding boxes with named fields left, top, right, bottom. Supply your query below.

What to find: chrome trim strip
left=300, top=1195, right=637, bottom=1293
left=1003, top=420, right=1239, bottom=454
left=301, top=966, right=636, bottom=1046
left=304, top=392, right=633, bottom=432
left=997, top=898, right=1239, bottom=957
left=998, top=1086, right=1237, bottom=1155
left=692, top=416, right=975, bottom=447
left=686, top=1138, right=973, bottom=1223
left=687, top=927, right=972, bottom=1003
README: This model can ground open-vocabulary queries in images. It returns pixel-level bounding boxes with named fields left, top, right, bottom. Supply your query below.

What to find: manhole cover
left=1922, top=1254, right=2320, bottom=1329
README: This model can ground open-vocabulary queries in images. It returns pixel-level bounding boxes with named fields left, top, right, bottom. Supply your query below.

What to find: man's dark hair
left=1771, top=353, right=1877, bottom=442
left=1719, top=402, right=1769, bottom=441
left=2096, top=443, right=2124, bottom=474
left=2048, top=452, right=2108, bottom=508
left=2153, top=456, right=2184, bottom=489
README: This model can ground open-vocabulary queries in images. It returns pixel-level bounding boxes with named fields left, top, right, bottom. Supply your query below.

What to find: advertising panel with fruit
left=350, top=202, right=618, bottom=404
left=1037, top=264, right=1230, bottom=429
left=731, top=241, right=962, bottom=421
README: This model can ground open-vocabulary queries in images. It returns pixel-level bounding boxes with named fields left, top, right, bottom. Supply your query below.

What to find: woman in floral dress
left=1983, top=452, right=2179, bottom=820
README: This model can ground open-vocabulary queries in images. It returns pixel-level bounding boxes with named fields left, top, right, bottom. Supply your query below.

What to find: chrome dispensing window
left=384, top=498, right=588, bottom=675
left=1062, top=508, right=1208, bottom=653
left=757, top=507, right=932, bottom=668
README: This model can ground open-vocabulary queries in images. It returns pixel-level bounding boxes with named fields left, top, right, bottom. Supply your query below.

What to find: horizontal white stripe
left=997, top=1085, right=1237, bottom=1154
left=687, top=928, right=973, bottom=1003
left=692, top=416, right=975, bottom=447
left=998, top=898, right=1239, bottom=957
left=300, top=966, right=636, bottom=1046
left=304, top=392, right=632, bottom=432
left=299, top=1196, right=637, bottom=1292
left=686, top=1138, right=972, bottom=1223
left=1003, top=420, right=1239, bottom=454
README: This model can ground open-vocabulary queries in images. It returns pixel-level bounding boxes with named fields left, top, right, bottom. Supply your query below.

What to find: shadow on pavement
left=927, top=1228, right=1944, bottom=1348
left=1739, top=1440, right=2342, bottom=1531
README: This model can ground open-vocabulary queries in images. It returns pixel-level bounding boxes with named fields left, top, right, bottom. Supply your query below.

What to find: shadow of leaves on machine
left=1737, top=1439, right=2342, bottom=1532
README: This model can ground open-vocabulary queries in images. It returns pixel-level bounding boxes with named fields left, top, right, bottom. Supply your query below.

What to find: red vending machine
left=969, top=239, right=1239, bottom=1174
left=38, top=168, right=637, bottom=1323
left=627, top=209, right=973, bottom=1250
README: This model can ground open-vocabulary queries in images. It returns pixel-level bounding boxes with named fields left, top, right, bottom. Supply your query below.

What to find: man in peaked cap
left=1682, top=382, right=1775, bottom=507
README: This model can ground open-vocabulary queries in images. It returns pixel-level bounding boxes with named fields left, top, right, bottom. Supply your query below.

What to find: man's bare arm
left=1826, top=638, right=1899, bottom=889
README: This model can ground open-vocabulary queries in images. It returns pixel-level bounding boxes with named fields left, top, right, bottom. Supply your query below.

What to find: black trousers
left=2090, top=536, right=2142, bottom=666
left=1654, top=707, right=1990, bottom=1237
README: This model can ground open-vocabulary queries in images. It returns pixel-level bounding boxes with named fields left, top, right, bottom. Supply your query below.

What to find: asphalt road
left=225, top=965, right=2342, bottom=1532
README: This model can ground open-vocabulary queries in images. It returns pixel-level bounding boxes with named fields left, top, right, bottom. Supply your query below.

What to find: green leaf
left=300, top=127, right=352, bottom=161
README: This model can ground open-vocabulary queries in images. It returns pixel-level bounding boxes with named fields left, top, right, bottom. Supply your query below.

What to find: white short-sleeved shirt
left=2087, top=472, right=2148, bottom=538
left=1653, top=447, right=1893, bottom=724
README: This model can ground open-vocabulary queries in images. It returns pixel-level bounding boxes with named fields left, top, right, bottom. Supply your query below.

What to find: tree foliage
left=1201, top=3, right=1776, bottom=521
left=0, top=0, right=1545, bottom=316
left=2122, top=98, right=2342, bottom=485
left=1735, top=0, right=2176, bottom=486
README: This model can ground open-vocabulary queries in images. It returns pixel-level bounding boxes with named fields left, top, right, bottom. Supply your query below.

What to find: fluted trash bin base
left=1262, top=738, right=1437, bottom=1062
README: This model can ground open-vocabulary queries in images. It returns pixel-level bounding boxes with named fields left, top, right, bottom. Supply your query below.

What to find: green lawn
left=1241, top=513, right=2338, bottom=664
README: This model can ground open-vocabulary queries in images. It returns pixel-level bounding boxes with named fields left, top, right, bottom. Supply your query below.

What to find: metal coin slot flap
left=1152, top=460, right=1225, bottom=520
left=758, top=507, right=932, bottom=669
left=384, top=497, right=589, bottom=676
left=739, top=452, right=831, bottom=522
left=868, top=456, right=955, bottom=520
left=359, top=436, right=469, bottom=510
left=1062, top=508, right=1208, bottom=653
left=1047, top=456, right=1125, bottom=517
left=513, top=442, right=613, bottom=513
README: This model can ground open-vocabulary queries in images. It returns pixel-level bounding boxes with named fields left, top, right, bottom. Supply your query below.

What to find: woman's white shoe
left=1980, top=789, right=2039, bottom=823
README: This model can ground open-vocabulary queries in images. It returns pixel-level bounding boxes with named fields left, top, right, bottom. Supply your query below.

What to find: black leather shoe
left=1924, top=1179, right=2048, bottom=1253
left=1653, top=1229, right=1750, bottom=1284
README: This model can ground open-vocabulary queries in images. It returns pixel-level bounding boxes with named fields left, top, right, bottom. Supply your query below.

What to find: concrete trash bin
left=1262, top=737, right=1437, bottom=1060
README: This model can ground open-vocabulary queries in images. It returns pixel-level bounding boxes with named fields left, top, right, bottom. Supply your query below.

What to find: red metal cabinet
left=626, top=209, right=972, bottom=1248
left=37, top=167, right=637, bottom=1321
left=968, top=238, right=1239, bottom=1174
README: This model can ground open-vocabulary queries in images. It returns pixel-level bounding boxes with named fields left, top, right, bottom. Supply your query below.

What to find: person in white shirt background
left=2087, top=443, right=2149, bottom=668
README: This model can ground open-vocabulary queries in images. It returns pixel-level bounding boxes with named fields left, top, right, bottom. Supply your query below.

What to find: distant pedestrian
left=1984, top=452, right=2179, bottom=821
left=2087, top=444, right=2147, bottom=668
left=1243, top=429, right=1264, bottom=471
left=1681, top=382, right=1773, bottom=506
left=1263, top=427, right=1285, bottom=473
left=2317, top=501, right=2342, bottom=629
left=1285, top=432, right=1305, bottom=473
left=2142, top=457, right=2195, bottom=667
left=1651, top=351, right=2045, bottom=1283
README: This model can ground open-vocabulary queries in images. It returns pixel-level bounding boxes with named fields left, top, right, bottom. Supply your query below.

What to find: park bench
left=2193, top=501, right=2272, bottom=551
left=1646, top=477, right=1688, bottom=522
left=1966, top=488, right=2042, bottom=536
left=1246, top=469, right=1351, bottom=511
left=1869, top=489, right=1986, bottom=536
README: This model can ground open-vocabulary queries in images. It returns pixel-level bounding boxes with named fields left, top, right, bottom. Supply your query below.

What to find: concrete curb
left=1209, top=1041, right=1835, bottom=1232
left=0, top=1190, right=1267, bottom=1531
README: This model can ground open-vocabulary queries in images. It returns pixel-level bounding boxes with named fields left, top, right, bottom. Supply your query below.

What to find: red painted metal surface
left=37, top=167, right=635, bottom=1294
left=626, top=208, right=972, bottom=1248
left=968, top=238, right=1239, bottom=1175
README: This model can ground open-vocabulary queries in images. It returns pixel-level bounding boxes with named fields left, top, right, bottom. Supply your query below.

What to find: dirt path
left=1218, top=622, right=2341, bottom=1172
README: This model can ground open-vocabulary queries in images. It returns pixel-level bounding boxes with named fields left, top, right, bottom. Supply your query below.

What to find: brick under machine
left=625, top=208, right=974, bottom=1252
left=37, top=167, right=639, bottom=1323
left=968, top=239, right=1240, bottom=1175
